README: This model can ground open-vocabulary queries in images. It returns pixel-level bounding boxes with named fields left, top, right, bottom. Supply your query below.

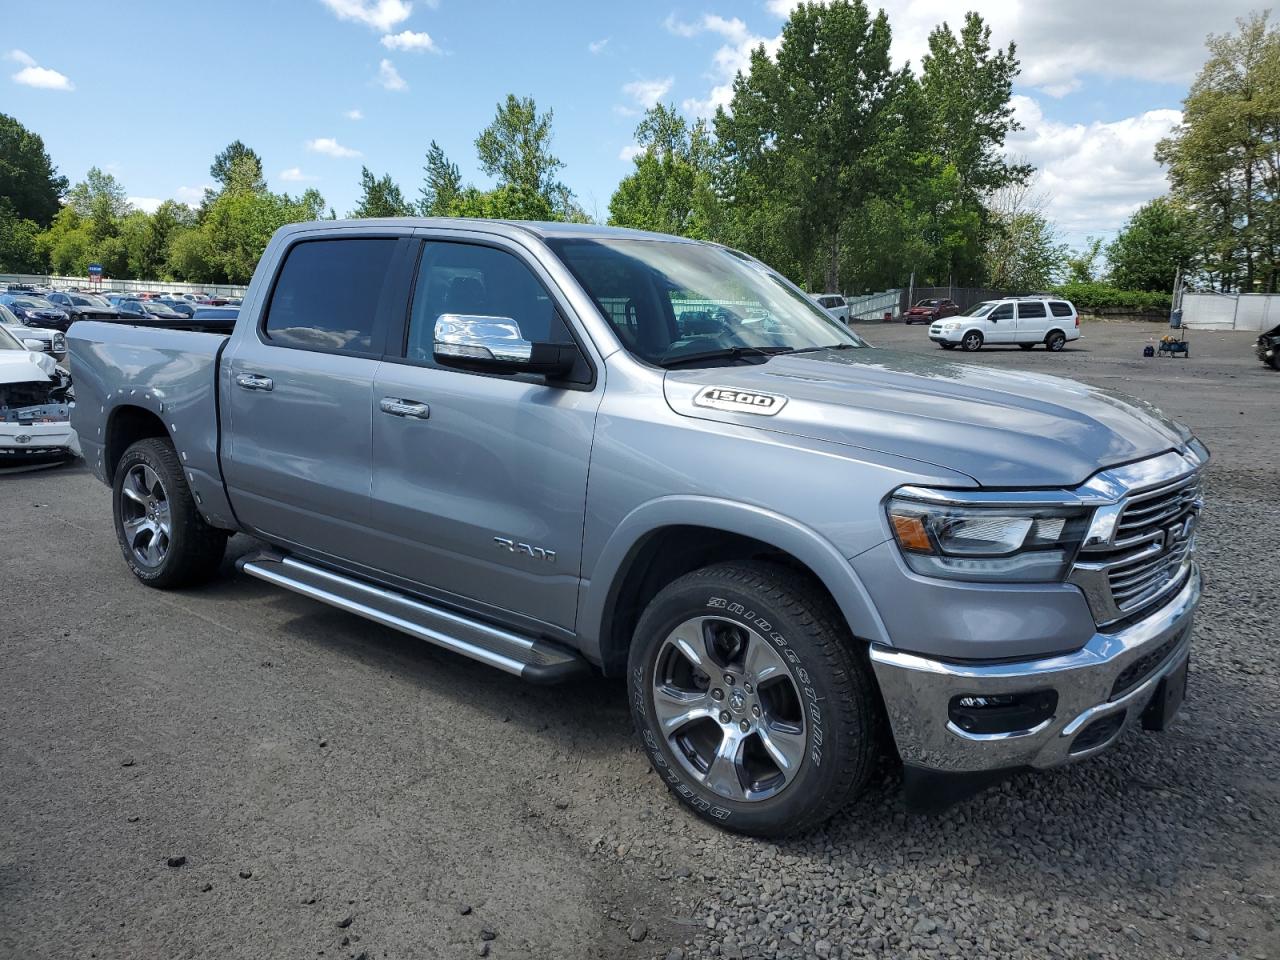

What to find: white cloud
left=376, top=58, right=407, bottom=91
left=344, top=108, right=363, bottom=120
left=589, top=37, right=609, bottom=54
left=306, top=137, right=363, bottom=158
left=318, top=0, right=411, bottom=32
left=175, top=185, right=211, bottom=204
left=128, top=197, right=162, bottom=214
left=622, top=76, right=674, bottom=109
left=663, top=14, right=777, bottom=115
left=380, top=30, right=438, bottom=52
left=8, top=50, right=73, bottom=90
left=619, top=144, right=645, bottom=162
left=1005, top=95, right=1181, bottom=242
left=279, top=167, right=320, bottom=182
left=764, top=0, right=1242, bottom=98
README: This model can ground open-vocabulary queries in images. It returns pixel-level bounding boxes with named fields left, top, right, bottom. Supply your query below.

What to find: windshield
left=143, top=302, right=178, bottom=316
left=916, top=299, right=940, bottom=307
left=0, top=325, right=24, bottom=350
left=548, top=238, right=862, bottom=366
left=72, top=294, right=108, bottom=307
left=960, top=301, right=996, bottom=317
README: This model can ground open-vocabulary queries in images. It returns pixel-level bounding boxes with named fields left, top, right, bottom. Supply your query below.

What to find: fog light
left=948, top=690, right=1058, bottom=735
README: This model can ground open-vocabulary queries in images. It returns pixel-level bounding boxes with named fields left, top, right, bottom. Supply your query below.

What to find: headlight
left=886, top=491, right=1089, bottom=582
left=943, top=322, right=960, bottom=330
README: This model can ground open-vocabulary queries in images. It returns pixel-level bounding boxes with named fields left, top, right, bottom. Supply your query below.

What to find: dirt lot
left=2, top=320, right=1277, bottom=960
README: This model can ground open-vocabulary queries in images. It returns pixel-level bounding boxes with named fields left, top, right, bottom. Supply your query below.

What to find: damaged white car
left=0, top=324, right=78, bottom=464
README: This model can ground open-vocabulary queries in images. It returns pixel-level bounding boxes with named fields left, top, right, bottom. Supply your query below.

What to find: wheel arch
left=1044, top=327, right=1068, bottom=342
left=580, top=497, right=890, bottom=676
left=104, top=404, right=170, bottom=481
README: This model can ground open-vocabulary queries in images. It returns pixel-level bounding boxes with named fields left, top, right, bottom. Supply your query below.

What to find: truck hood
left=662, top=348, right=1193, bottom=487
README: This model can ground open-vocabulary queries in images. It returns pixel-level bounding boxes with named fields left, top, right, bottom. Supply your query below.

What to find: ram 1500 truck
left=69, top=219, right=1207, bottom=836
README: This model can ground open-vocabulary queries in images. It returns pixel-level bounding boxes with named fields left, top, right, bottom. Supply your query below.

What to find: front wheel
left=961, top=331, right=983, bottom=351
left=1269, top=353, right=1280, bottom=371
left=113, top=437, right=228, bottom=588
left=628, top=562, right=880, bottom=837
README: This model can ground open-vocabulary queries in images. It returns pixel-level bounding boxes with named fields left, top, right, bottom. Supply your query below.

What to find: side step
left=237, top=551, right=588, bottom=683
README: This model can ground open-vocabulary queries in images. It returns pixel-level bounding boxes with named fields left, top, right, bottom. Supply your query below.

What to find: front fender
left=577, top=495, right=891, bottom=668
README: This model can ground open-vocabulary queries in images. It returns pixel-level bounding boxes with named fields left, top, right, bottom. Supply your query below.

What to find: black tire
left=1018, top=343, right=1035, bottom=351
left=112, top=437, right=227, bottom=589
left=628, top=562, right=880, bottom=837
left=961, top=330, right=983, bottom=352
left=1046, top=331, right=1067, bottom=352
left=1269, top=354, right=1280, bottom=371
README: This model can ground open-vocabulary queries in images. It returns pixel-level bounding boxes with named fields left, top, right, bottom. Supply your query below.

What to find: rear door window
left=1017, top=301, right=1047, bottom=319
left=264, top=238, right=397, bottom=354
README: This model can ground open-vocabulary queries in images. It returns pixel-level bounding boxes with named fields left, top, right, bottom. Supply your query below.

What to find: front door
left=368, top=235, right=601, bottom=632
left=985, top=302, right=1015, bottom=342
left=222, top=233, right=405, bottom=565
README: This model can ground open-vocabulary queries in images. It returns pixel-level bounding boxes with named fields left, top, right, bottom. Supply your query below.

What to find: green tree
left=1106, top=197, right=1198, bottom=291
left=0, top=113, right=67, bottom=227
left=351, top=166, right=414, bottom=218
left=475, top=94, right=578, bottom=219
left=1156, top=12, right=1280, bottom=291
left=608, top=104, right=720, bottom=238
left=983, top=184, right=1066, bottom=289
left=1064, top=236, right=1104, bottom=284
left=0, top=198, right=45, bottom=272
left=210, top=140, right=266, bottom=193
left=167, top=228, right=221, bottom=282
left=419, top=140, right=462, bottom=216
left=66, top=166, right=130, bottom=239
left=715, top=0, right=903, bottom=291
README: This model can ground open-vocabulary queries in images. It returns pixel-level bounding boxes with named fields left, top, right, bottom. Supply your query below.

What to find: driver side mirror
left=433, top=314, right=576, bottom=378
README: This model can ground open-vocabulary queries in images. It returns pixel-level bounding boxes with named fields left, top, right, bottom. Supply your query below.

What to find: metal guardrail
left=0, top=273, right=248, bottom=298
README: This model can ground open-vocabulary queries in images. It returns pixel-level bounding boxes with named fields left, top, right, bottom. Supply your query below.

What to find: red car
left=904, top=298, right=960, bottom=324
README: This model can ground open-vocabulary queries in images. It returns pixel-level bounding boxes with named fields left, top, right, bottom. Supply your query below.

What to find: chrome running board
left=237, top=551, right=587, bottom=683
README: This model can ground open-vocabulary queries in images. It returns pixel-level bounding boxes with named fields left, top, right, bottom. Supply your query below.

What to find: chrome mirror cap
left=434, top=314, right=532, bottom=364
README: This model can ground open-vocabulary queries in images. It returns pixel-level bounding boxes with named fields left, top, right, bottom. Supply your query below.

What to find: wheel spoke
left=756, top=722, right=807, bottom=782
left=121, top=483, right=147, bottom=505
left=652, top=684, right=713, bottom=734
left=666, top=618, right=710, bottom=673
left=141, top=465, right=160, bottom=497
left=702, top=730, right=745, bottom=799
left=742, top=632, right=787, bottom=686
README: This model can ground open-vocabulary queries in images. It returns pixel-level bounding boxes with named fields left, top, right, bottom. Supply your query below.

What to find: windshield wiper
left=658, top=345, right=795, bottom=368
left=791, top=342, right=860, bottom=354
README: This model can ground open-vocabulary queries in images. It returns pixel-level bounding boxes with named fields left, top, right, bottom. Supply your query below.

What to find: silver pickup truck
left=70, top=219, right=1206, bottom=836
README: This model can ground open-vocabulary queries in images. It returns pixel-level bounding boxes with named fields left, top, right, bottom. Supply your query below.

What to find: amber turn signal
left=890, top=513, right=933, bottom=553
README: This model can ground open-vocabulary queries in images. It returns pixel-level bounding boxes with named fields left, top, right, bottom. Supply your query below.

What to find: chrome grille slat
left=1070, top=453, right=1203, bottom=625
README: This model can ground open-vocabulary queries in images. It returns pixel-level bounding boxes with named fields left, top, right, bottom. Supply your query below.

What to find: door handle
left=236, top=373, right=273, bottom=391
left=379, top=397, right=431, bottom=420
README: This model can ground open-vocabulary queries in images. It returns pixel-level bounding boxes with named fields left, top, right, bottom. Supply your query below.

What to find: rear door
left=366, top=232, right=602, bottom=632
left=1015, top=300, right=1050, bottom=342
left=221, top=230, right=409, bottom=565
left=985, top=302, right=1015, bottom=342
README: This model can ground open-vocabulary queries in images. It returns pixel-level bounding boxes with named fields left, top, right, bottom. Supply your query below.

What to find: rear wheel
left=628, top=562, right=879, bottom=837
left=1046, top=331, right=1067, bottom=352
left=113, top=437, right=228, bottom=588
left=961, top=330, right=983, bottom=351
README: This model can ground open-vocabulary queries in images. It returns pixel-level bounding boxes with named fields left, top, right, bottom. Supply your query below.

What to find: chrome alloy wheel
left=119, top=463, right=171, bottom=567
left=651, top=616, right=807, bottom=802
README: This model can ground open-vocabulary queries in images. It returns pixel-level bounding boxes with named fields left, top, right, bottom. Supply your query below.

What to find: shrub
left=1050, top=282, right=1172, bottom=314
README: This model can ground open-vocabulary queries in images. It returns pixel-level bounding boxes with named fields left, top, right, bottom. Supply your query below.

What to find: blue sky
left=3, top=0, right=1254, bottom=249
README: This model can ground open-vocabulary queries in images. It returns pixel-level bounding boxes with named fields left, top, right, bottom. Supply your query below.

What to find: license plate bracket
left=1141, top=656, right=1189, bottom=731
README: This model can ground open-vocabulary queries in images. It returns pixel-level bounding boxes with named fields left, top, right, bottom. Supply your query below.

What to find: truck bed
left=68, top=320, right=237, bottom=529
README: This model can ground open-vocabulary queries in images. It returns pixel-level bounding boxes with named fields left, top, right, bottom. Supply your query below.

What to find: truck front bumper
left=869, top=565, right=1200, bottom=776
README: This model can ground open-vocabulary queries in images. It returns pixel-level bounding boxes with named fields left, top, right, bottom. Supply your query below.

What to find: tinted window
left=1050, top=301, right=1074, bottom=317
left=265, top=238, right=396, bottom=353
left=1017, top=301, right=1047, bottom=318
left=404, top=241, right=566, bottom=363
left=989, top=303, right=1014, bottom=321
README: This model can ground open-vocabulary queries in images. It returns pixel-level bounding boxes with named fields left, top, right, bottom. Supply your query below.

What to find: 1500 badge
left=693, top=386, right=789, bottom=416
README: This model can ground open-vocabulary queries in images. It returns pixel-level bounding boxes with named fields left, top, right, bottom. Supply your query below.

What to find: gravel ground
left=1, top=319, right=1277, bottom=960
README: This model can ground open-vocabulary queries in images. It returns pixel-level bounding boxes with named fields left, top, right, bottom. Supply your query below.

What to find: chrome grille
left=1069, top=458, right=1203, bottom=626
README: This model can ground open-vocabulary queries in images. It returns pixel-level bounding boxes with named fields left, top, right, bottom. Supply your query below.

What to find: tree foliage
left=0, top=113, right=67, bottom=227
left=608, top=104, right=719, bottom=238
left=982, top=184, right=1066, bottom=290
left=419, top=140, right=462, bottom=216
left=1157, top=12, right=1280, bottom=291
left=1106, top=197, right=1197, bottom=292
left=351, top=166, right=415, bottom=218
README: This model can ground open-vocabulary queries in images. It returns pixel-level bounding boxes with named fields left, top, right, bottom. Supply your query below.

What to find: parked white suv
left=930, top=297, right=1080, bottom=352
left=811, top=294, right=850, bottom=324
